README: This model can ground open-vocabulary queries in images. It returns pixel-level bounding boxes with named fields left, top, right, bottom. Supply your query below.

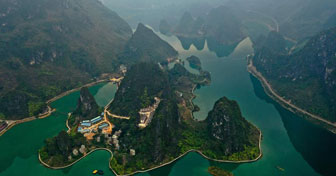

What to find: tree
left=56, top=131, right=72, bottom=156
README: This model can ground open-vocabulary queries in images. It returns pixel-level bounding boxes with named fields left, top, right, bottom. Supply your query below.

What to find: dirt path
left=247, top=60, right=336, bottom=129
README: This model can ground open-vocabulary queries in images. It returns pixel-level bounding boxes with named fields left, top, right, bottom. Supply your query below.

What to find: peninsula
left=39, top=62, right=261, bottom=175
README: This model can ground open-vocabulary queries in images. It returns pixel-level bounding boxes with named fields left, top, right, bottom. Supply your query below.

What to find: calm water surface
left=0, top=83, right=117, bottom=176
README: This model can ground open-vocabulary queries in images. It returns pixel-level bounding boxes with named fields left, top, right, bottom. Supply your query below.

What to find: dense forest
left=252, top=28, right=336, bottom=122
left=0, top=0, right=132, bottom=120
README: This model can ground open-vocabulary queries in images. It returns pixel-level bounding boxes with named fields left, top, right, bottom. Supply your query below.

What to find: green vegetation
left=0, top=0, right=132, bottom=120
left=72, top=87, right=100, bottom=122
left=0, top=113, right=5, bottom=120
left=208, top=166, right=233, bottom=176
left=279, top=0, right=336, bottom=40
left=109, top=63, right=169, bottom=117
left=253, top=29, right=336, bottom=122
left=119, top=23, right=178, bottom=64
left=162, top=6, right=246, bottom=56
left=39, top=130, right=88, bottom=167
left=38, top=61, right=259, bottom=174
left=28, top=101, right=46, bottom=116
left=108, top=63, right=259, bottom=175
left=186, top=56, right=202, bottom=71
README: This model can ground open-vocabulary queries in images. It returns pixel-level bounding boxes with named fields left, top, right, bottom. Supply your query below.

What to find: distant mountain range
left=159, top=6, right=246, bottom=57
left=0, top=0, right=176, bottom=120
left=252, top=28, right=336, bottom=123
left=161, top=6, right=246, bottom=46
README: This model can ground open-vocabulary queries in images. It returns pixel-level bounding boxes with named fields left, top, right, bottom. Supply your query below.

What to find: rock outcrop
left=73, top=87, right=99, bottom=121
left=206, top=97, right=258, bottom=155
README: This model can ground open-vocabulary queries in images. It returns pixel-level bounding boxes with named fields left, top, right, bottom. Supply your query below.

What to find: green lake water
left=1, top=35, right=336, bottom=176
left=0, top=82, right=117, bottom=176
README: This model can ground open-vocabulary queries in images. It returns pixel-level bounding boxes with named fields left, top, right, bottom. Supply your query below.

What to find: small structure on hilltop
left=112, top=130, right=122, bottom=150
left=120, top=65, right=127, bottom=75
left=138, top=97, right=161, bottom=128
left=72, top=148, right=79, bottom=156
left=130, top=149, right=136, bottom=156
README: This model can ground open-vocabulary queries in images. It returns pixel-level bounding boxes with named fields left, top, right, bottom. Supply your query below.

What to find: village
left=72, top=65, right=162, bottom=157
left=74, top=95, right=161, bottom=155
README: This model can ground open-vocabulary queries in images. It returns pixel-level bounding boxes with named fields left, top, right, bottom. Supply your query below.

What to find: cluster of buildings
left=111, top=130, right=122, bottom=150
left=77, top=112, right=112, bottom=139
left=138, top=97, right=161, bottom=128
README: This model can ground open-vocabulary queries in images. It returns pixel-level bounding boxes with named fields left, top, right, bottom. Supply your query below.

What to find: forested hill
left=73, top=87, right=100, bottom=122
left=206, top=97, right=260, bottom=156
left=0, top=0, right=132, bottom=120
left=119, top=23, right=178, bottom=64
left=159, top=6, right=246, bottom=57
left=252, top=28, right=336, bottom=122
left=162, top=6, right=246, bottom=46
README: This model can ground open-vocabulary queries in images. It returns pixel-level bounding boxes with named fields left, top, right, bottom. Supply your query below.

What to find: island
left=39, top=62, right=261, bottom=175
left=208, top=166, right=234, bottom=176
left=186, top=55, right=202, bottom=71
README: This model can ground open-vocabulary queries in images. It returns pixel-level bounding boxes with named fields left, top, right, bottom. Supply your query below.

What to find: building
left=77, top=127, right=90, bottom=133
left=80, top=121, right=92, bottom=127
left=120, top=65, right=127, bottom=74
left=98, top=122, right=109, bottom=130
left=130, top=149, right=136, bottom=156
left=90, top=116, right=102, bottom=124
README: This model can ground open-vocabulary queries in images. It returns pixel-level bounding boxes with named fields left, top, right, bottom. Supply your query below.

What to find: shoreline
left=247, top=59, right=336, bottom=133
left=39, top=127, right=262, bottom=176
left=38, top=148, right=113, bottom=169
left=112, top=127, right=262, bottom=176
left=0, top=79, right=109, bottom=137
left=38, top=67, right=263, bottom=175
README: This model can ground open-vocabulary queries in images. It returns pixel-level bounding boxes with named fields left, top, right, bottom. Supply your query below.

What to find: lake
left=0, top=34, right=336, bottom=176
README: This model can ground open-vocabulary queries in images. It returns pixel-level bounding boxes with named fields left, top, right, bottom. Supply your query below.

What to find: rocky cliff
left=73, top=87, right=99, bottom=121
left=206, top=97, right=259, bottom=155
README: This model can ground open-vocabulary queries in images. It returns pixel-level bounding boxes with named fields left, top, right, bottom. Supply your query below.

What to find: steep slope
left=158, top=19, right=172, bottom=35
left=279, top=0, right=336, bottom=40
left=164, top=6, right=246, bottom=56
left=252, top=28, right=336, bottom=122
left=173, top=6, right=245, bottom=45
left=108, top=62, right=169, bottom=118
left=204, top=6, right=245, bottom=45
left=0, top=0, right=132, bottom=119
left=119, top=23, right=178, bottom=64
left=206, top=97, right=259, bottom=156
left=73, top=87, right=100, bottom=122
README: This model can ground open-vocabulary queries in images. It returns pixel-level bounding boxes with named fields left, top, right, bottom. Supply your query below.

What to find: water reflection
left=250, top=75, right=336, bottom=176
left=176, top=36, right=206, bottom=51
left=175, top=35, right=240, bottom=57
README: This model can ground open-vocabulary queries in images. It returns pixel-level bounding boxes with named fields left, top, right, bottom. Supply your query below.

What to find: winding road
left=248, top=59, right=336, bottom=131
